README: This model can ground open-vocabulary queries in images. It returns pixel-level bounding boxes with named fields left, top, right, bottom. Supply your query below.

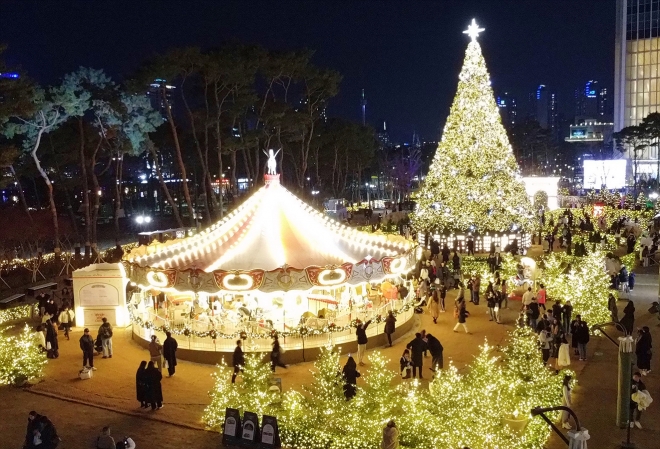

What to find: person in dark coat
left=551, top=301, right=563, bottom=325
left=136, top=361, right=148, bottom=408
left=162, top=331, right=178, bottom=377
left=561, top=300, right=573, bottom=335
left=342, top=355, right=361, bottom=400
left=384, top=311, right=396, bottom=347
left=620, top=300, right=636, bottom=335
left=45, top=319, right=59, bottom=359
left=24, top=411, right=59, bottom=449
left=570, top=315, right=582, bottom=355
left=635, top=327, right=653, bottom=375
left=608, top=293, right=618, bottom=322
left=232, top=340, right=245, bottom=383
left=270, top=335, right=287, bottom=372
left=79, top=328, right=95, bottom=370
left=425, top=333, right=444, bottom=371
left=575, top=319, right=590, bottom=361
left=406, top=333, right=426, bottom=379
left=145, top=360, right=163, bottom=410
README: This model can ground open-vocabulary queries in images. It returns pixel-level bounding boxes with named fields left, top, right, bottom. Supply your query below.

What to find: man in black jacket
left=79, top=328, right=96, bottom=371
left=24, top=411, right=59, bottom=449
left=425, top=333, right=444, bottom=372
left=356, top=319, right=372, bottom=366
left=231, top=340, right=244, bottom=383
left=163, top=331, right=178, bottom=377
left=407, top=333, right=427, bottom=379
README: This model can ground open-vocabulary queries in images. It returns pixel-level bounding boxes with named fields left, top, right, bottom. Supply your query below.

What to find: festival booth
left=122, top=172, right=419, bottom=364
left=72, top=263, right=129, bottom=328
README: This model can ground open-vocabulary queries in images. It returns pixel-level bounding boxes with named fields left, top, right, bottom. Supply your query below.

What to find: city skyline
left=1, top=0, right=615, bottom=141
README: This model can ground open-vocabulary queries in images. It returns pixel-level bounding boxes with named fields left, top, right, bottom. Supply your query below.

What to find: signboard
left=79, top=283, right=119, bottom=307
left=241, top=411, right=260, bottom=446
left=222, top=408, right=241, bottom=446
left=583, top=160, right=627, bottom=189
left=83, top=309, right=116, bottom=327
left=260, top=415, right=281, bottom=449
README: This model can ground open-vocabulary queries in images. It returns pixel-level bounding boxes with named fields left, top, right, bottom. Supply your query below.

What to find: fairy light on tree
left=413, top=19, right=533, bottom=234
left=0, top=324, right=47, bottom=386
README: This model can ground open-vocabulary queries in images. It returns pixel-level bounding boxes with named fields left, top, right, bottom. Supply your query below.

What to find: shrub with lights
left=0, top=324, right=47, bottom=386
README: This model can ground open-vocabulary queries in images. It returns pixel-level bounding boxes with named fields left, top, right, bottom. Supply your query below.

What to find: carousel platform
left=130, top=301, right=416, bottom=365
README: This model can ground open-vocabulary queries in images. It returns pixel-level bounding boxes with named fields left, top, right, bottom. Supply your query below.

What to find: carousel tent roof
left=127, top=176, right=413, bottom=273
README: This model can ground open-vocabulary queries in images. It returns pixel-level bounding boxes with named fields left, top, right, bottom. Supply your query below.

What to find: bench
left=0, top=293, right=26, bottom=309
left=26, top=282, right=58, bottom=296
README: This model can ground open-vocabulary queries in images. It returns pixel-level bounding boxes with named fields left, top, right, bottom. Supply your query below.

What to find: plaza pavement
left=1, top=249, right=659, bottom=448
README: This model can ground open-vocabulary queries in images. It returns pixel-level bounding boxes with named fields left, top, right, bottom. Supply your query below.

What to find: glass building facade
left=615, top=0, right=660, bottom=130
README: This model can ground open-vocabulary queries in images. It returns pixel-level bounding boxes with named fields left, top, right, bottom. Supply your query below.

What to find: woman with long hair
left=428, top=290, right=441, bottom=324
left=342, top=355, right=361, bottom=400
left=560, top=375, right=573, bottom=429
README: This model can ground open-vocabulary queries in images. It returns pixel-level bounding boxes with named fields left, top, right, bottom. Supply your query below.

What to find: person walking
left=406, top=333, right=426, bottom=379
left=381, top=420, right=399, bottom=449
left=79, top=328, right=96, bottom=371
left=522, top=286, right=535, bottom=308
left=59, top=306, right=74, bottom=340
left=560, top=375, right=573, bottom=429
left=148, top=335, right=163, bottom=371
left=384, top=311, right=397, bottom=346
left=98, top=317, right=113, bottom=358
left=575, top=318, right=590, bottom=361
left=136, top=361, right=148, bottom=408
left=355, top=319, right=373, bottom=366
left=526, top=298, right=540, bottom=331
left=453, top=297, right=470, bottom=334
left=232, top=340, right=245, bottom=383
left=162, top=331, right=178, bottom=377
left=342, top=355, right=361, bottom=400
left=425, top=333, right=444, bottom=371
left=486, top=287, right=497, bottom=322
left=536, top=283, right=547, bottom=311
left=620, top=300, right=636, bottom=336
left=473, top=274, right=481, bottom=305
left=439, top=283, right=447, bottom=312
left=562, top=300, right=573, bottom=335
left=636, top=327, right=652, bottom=375
left=538, top=323, right=553, bottom=365
left=145, top=360, right=163, bottom=410
left=608, top=293, right=619, bottom=322
left=428, top=290, right=441, bottom=324
left=270, top=335, right=287, bottom=372
left=45, top=319, right=59, bottom=359
left=630, top=371, right=647, bottom=428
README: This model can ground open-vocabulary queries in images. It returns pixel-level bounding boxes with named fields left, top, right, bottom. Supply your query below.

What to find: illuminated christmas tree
left=413, top=19, right=533, bottom=233
left=0, top=325, right=47, bottom=386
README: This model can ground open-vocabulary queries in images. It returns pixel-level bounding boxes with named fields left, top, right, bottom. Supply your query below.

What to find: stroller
left=94, top=334, right=103, bottom=355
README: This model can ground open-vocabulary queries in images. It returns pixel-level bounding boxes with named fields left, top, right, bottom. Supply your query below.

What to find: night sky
left=1, top=0, right=615, bottom=141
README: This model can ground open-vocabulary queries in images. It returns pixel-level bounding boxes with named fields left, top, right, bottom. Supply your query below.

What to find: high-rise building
left=147, top=78, right=175, bottom=118
left=361, top=89, right=367, bottom=126
left=575, top=80, right=610, bottom=120
left=376, top=120, right=390, bottom=148
left=614, top=0, right=660, bottom=130
left=529, top=85, right=558, bottom=138
left=496, top=92, right=517, bottom=128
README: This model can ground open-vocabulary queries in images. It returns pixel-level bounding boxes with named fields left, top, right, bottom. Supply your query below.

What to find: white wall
left=72, top=263, right=129, bottom=327
left=522, top=177, right=560, bottom=210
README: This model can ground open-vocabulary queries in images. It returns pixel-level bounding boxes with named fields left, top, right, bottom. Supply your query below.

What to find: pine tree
left=203, top=354, right=276, bottom=430
left=0, top=324, right=47, bottom=386
left=413, top=22, right=533, bottom=233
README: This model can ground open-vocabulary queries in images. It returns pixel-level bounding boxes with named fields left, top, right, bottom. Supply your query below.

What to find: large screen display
left=583, top=160, right=627, bottom=189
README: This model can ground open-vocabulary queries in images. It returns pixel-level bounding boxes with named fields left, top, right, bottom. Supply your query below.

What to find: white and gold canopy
left=123, top=175, right=417, bottom=294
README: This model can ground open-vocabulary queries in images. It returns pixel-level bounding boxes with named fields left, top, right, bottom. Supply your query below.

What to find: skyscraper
left=496, top=92, right=517, bottom=128
left=575, top=80, right=610, bottom=120
left=614, top=0, right=660, bottom=130
left=529, top=85, right=558, bottom=137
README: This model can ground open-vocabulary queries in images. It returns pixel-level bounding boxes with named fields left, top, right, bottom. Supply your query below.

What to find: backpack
left=100, top=324, right=112, bottom=339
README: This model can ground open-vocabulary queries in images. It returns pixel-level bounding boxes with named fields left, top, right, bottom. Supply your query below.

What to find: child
left=399, top=349, right=412, bottom=379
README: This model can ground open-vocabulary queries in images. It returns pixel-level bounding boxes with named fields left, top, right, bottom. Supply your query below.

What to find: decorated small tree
left=413, top=20, right=533, bottom=234
left=0, top=324, right=47, bottom=386
left=203, top=354, right=276, bottom=430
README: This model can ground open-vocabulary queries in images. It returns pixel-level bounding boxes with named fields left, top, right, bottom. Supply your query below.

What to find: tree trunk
left=8, top=164, right=33, bottom=224
left=113, top=153, right=123, bottom=240
left=30, top=123, right=60, bottom=253
left=161, top=87, right=194, bottom=226
left=148, top=143, right=183, bottom=228
left=78, top=118, right=92, bottom=254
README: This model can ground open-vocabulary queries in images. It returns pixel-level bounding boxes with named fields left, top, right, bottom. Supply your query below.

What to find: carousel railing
left=131, top=292, right=415, bottom=353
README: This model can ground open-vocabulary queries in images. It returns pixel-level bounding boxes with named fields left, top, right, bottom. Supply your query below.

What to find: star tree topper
left=463, top=18, right=485, bottom=41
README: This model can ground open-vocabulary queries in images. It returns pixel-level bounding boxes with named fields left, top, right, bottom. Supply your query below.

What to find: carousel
left=122, top=157, right=419, bottom=363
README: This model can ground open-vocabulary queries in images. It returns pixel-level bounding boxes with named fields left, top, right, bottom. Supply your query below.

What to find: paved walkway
left=1, top=250, right=659, bottom=448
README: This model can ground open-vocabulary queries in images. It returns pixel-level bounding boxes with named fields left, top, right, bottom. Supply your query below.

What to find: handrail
left=531, top=406, right=581, bottom=446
